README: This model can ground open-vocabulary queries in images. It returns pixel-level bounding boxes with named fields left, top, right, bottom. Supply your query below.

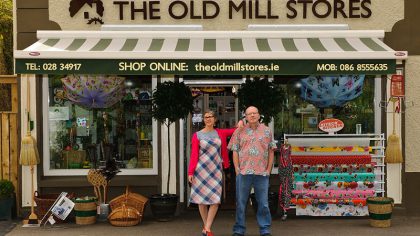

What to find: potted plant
left=150, top=81, right=193, bottom=221
left=0, top=179, right=15, bottom=220
left=237, top=77, right=285, bottom=124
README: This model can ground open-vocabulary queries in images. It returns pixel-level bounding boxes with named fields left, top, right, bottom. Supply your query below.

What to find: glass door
left=185, top=86, right=238, bottom=209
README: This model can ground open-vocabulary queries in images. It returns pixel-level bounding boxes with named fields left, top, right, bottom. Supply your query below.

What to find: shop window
left=273, top=75, right=375, bottom=138
left=271, top=75, right=376, bottom=169
left=45, top=75, right=155, bottom=175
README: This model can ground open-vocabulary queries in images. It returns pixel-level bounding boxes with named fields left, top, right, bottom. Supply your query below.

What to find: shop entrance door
left=185, top=85, right=239, bottom=209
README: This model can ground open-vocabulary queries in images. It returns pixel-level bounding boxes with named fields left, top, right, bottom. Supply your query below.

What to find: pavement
left=3, top=209, right=420, bottom=236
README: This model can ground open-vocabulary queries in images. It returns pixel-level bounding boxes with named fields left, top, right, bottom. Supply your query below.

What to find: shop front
left=15, top=0, right=420, bottom=217
left=14, top=27, right=405, bottom=209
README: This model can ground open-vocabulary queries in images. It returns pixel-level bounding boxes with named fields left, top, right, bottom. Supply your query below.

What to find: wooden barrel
left=367, top=197, right=394, bottom=228
left=74, top=198, right=97, bottom=225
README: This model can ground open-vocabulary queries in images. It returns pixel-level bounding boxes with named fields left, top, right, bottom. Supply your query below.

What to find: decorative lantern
left=391, top=74, right=404, bottom=97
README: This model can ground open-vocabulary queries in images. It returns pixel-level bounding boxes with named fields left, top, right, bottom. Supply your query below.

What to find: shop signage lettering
left=16, top=59, right=395, bottom=75
left=69, top=0, right=373, bottom=23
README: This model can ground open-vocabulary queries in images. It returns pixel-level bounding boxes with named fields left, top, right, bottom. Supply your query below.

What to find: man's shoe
left=232, top=233, right=244, bottom=236
left=261, top=234, right=272, bottom=236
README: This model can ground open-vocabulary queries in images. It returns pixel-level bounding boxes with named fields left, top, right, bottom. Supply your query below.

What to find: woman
left=188, top=110, right=242, bottom=236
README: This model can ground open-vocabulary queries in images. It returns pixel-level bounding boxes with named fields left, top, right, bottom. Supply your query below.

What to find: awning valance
left=15, top=30, right=406, bottom=75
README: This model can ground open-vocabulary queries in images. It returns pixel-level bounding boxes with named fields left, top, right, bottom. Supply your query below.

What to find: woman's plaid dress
left=189, top=130, right=223, bottom=205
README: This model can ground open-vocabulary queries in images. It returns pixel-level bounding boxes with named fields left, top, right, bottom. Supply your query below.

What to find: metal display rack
left=283, top=133, right=385, bottom=213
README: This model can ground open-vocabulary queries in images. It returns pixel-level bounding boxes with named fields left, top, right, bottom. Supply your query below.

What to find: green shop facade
left=14, top=0, right=420, bottom=215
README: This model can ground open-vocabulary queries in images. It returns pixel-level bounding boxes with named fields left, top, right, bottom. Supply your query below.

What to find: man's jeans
left=233, top=174, right=271, bottom=235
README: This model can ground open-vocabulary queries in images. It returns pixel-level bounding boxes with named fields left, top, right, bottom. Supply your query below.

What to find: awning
left=15, top=30, right=407, bottom=75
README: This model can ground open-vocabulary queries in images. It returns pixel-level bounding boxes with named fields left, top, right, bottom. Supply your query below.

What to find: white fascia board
left=36, top=30, right=386, bottom=39
left=248, top=24, right=350, bottom=31
left=101, top=24, right=203, bottom=31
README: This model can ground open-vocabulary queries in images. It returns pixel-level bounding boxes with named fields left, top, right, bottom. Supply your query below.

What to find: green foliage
left=151, top=81, right=193, bottom=194
left=152, top=81, right=194, bottom=126
left=0, top=179, right=14, bottom=199
left=0, top=0, right=13, bottom=74
left=237, top=78, right=285, bottom=124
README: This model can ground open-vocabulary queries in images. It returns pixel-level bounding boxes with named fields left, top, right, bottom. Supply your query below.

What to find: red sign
left=391, top=74, right=404, bottom=97
left=318, top=118, right=344, bottom=133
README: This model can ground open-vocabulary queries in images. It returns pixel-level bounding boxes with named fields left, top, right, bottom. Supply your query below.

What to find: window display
left=47, top=75, right=154, bottom=172
left=273, top=76, right=375, bottom=138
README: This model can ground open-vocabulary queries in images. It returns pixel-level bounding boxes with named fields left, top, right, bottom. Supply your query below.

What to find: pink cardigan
left=188, top=128, right=236, bottom=176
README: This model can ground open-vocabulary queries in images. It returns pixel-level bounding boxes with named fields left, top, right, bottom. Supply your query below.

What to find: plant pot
left=249, top=191, right=278, bottom=215
left=367, top=197, right=394, bottom=228
left=0, top=197, right=14, bottom=220
left=97, top=203, right=110, bottom=222
left=149, top=194, right=178, bottom=221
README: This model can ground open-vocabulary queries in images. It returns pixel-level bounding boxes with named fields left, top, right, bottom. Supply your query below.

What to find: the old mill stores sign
left=50, top=0, right=401, bottom=30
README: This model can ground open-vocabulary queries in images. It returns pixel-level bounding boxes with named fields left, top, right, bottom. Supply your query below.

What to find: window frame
left=42, top=75, right=158, bottom=176
left=271, top=75, right=382, bottom=174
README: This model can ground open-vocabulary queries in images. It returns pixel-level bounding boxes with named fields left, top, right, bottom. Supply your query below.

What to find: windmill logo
left=69, top=0, right=105, bottom=24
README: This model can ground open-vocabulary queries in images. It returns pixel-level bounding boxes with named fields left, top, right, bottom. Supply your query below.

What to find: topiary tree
left=237, top=78, right=285, bottom=124
left=152, top=81, right=193, bottom=194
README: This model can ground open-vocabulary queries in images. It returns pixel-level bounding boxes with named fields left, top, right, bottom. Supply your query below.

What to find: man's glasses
left=204, top=116, right=214, bottom=119
left=245, top=112, right=259, bottom=116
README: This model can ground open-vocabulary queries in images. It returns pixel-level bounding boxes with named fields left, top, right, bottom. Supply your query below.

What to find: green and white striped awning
left=15, top=30, right=406, bottom=75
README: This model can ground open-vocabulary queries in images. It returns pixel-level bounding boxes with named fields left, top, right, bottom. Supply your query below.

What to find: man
left=228, top=106, right=276, bottom=236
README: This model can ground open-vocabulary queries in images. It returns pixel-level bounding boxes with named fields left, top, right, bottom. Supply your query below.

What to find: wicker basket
left=74, top=197, right=97, bottom=225
left=34, top=191, right=75, bottom=223
left=108, top=204, right=141, bottom=227
left=109, top=186, right=148, bottom=222
left=367, top=197, right=394, bottom=228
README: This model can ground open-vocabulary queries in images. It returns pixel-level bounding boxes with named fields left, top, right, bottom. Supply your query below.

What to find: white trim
left=374, top=76, right=382, bottom=134
left=179, top=118, right=185, bottom=203
left=101, top=24, right=204, bottom=31
left=385, top=72, right=402, bottom=204
left=36, top=30, right=386, bottom=39
left=21, top=74, right=38, bottom=207
left=248, top=24, right=350, bottom=31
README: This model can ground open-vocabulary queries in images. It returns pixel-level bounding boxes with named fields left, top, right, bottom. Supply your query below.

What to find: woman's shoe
left=206, top=231, right=214, bottom=236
